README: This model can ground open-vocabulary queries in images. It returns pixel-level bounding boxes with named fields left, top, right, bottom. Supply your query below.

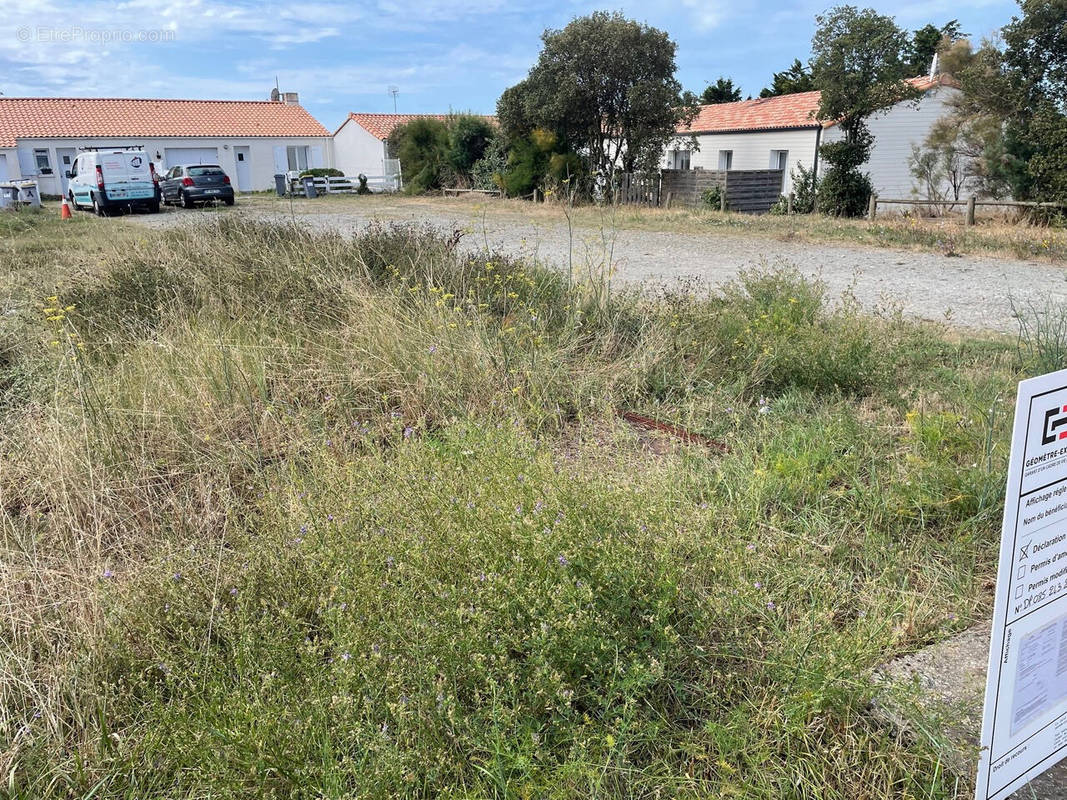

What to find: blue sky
left=2, top=0, right=1020, bottom=131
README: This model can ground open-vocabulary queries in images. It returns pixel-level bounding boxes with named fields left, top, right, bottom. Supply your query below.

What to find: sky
left=1, top=0, right=1021, bottom=131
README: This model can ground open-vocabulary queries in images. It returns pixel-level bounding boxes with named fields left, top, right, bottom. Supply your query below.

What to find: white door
left=163, top=147, right=219, bottom=168
left=0, top=154, right=8, bottom=182
left=234, top=146, right=251, bottom=192
left=56, top=148, right=77, bottom=194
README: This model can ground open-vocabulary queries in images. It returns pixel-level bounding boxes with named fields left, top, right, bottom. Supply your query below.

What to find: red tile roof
left=343, top=112, right=495, bottom=140
left=678, top=75, right=957, bottom=135
left=0, top=97, right=331, bottom=147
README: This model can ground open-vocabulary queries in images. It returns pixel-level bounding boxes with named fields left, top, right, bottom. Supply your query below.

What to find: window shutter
left=309, top=146, right=324, bottom=169
left=16, top=147, right=36, bottom=177
left=272, top=146, right=288, bottom=174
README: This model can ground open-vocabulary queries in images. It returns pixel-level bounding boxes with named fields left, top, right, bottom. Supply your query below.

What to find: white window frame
left=34, top=148, right=52, bottom=174
left=286, top=146, right=309, bottom=172
left=770, top=150, right=788, bottom=170
left=718, top=150, right=733, bottom=171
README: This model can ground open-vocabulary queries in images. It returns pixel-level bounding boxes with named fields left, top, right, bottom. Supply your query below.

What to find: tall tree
left=496, top=11, right=697, bottom=180
left=700, top=77, right=742, bottom=104
left=906, top=20, right=964, bottom=74
left=810, top=5, right=917, bottom=216
left=759, top=59, right=815, bottom=97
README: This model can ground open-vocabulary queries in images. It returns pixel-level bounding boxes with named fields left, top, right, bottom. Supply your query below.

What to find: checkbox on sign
left=1016, top=585, right=1025, bottom=599
left=1018, top=565, right=1027, bottom=580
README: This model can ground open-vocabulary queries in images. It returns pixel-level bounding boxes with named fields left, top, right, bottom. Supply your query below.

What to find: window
left=68, top=158, right=78, bottom=178
left=188, top=166, right=224, bottom=176
left=718, top=150, right=733, bottom=171
left=770, top=150, right=788, bottom=170
left=668, top=149, right=691, bottom=170
left=34, top=148, right=52, bottom=175
left=286, top=146, right=309, bottom=172
left=237, top=152, right=245, bottom=162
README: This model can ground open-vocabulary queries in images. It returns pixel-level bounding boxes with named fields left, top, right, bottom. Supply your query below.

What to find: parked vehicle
left=160, top=165, right=235, bottom=208
left=67, top=148, right=160, bottom=215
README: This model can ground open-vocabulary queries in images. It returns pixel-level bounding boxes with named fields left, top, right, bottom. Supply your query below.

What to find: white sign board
left=977, top=368, right=1067, bottom=799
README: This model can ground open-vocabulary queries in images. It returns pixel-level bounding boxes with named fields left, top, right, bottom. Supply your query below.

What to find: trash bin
left=301, top=176, right=318, bottom=199
left=0, top=184, right=16, bottom=210
left=15, top=181, right=41, bottom=208
left=274, top=173, right=287, bottom=197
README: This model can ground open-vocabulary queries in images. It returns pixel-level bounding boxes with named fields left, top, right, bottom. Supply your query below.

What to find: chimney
left=282, top=92, right=300, bottom=106
left=270, top=87, right=280, bottom=102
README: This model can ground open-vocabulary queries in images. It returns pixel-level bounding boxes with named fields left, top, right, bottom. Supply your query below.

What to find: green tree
left=906, top=20, right=964, bottom=74
left=811, top=5, right=917, bottom=215
left=390, top=117, right=450, bottom=194
left=700, top=77, right=742, bottom=104
left=759, top=59, right=815, bottom=97
left=448, top=114, right=495, bottom=176
left=497, top=11, right=697, bottom=181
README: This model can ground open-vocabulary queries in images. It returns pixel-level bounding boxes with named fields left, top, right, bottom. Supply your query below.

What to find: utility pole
left=388, top=85, right=399, bottom=113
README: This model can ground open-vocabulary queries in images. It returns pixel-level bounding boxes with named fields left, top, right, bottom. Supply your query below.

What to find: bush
left=448, top=114, right=495, bottom=175
left=391, top=117, right=451, bottom=194
left=817, top=139, right=873, bottom=217
left=299, top=167, right=344, bottom=178
left=701, top=185, right=725, bottom=209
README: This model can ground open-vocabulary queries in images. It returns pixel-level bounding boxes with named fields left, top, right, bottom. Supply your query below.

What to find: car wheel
left=146, top=200, right=160, bottom=214
left=180, top=191, right=194, bottom=209
left=92, top=194, right=106, bottom=216
left=224, top=197, right=235, bottom=206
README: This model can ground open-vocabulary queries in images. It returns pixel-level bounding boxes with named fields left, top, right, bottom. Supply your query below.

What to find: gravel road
left=133, top=204, right=1067, bottom=333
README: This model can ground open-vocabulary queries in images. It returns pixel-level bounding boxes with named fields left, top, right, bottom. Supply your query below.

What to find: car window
left=188, top=166, right=224, bottom=176
left=172, top=167, right=182, bottom=178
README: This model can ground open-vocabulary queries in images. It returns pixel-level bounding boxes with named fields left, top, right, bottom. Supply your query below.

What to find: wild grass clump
left=0, top=212, right=1032, bottom=798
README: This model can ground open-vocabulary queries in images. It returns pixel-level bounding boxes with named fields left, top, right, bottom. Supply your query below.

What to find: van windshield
left=188, top=166, right=224, bottom=176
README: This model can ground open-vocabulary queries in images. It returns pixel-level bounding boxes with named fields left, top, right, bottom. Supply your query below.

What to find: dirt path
left=133, top=201, right=1067, bottom=333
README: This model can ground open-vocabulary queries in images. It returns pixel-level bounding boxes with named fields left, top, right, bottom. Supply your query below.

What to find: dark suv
left=160, top=164, right=236, bottom=208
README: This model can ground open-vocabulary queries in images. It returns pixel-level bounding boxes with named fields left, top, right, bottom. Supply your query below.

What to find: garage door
left=164, top=147, right=219, bottom=168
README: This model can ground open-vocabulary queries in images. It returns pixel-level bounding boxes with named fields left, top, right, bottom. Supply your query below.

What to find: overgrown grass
left=0, top=209, right=1049, bottom=798
left=241, top=193, right=1067, bottom=262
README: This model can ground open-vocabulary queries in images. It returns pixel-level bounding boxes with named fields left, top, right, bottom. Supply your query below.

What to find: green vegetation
left=389, top=114, right=500, bottom=194
left=0, top=209, right=1050, bottom=797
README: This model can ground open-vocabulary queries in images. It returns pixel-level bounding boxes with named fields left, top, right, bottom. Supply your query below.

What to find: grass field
left=235, top=192, right=1067, bottom=263
left=0, top=208, right=1050, bottom=797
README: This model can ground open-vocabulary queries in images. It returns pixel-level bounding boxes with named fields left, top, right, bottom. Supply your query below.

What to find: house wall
left=9, top=136, right=333, bottom=193
left=666, top=128, right=820, bottom=196
left=333, top=119, right=388, bottom=178
left=820, top=86, right=961, bottom=199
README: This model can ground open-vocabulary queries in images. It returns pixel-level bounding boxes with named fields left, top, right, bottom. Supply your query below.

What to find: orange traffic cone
left=60, top=195, right=71, bottom=220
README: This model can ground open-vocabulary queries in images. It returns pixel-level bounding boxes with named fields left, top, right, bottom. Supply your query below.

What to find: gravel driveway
left=133, top=204, right=1067, bottom=333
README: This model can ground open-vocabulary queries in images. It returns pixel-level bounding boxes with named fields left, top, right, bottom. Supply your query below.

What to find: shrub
left=701, top=185, right=725, bottom=209
left=299, top=167, right=344, bottom=178
left=448, top=114, right=495, bottom=174
left=817, top=139, right=873, bottom=217
left=391, top=117, right=451, bottom=194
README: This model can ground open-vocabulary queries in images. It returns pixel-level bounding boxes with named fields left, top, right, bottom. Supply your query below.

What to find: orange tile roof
left=343, top=112, right=495, bottom=140
left=678, top=75, right=956, bottom=135
left=0, top=97, right=331, bottom=147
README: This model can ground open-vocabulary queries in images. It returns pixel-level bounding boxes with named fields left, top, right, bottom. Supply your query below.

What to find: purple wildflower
left=557, top=555, right=569, bottom=567
left=754, top=581, right=762, bottom=590
left=229, top=587, right=238, bottom=597
left=101, top=569, right=114, bottom=579
left=428, top=345, right=437, bottom=354
left=172, top=573, right=182, bottom=582
left=340, top=651, right=351, bottom=662
left=403, top=426, right=413, bottom=439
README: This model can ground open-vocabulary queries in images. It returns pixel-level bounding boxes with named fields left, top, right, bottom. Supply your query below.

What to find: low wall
left=662, top=168, right=784, bottom=214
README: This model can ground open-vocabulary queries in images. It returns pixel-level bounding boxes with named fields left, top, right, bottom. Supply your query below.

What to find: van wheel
left=146, top=200, right=160, bottom=214
left=92, top=194, right=106, bottom=216
left=180, top=191, right=194, bottom=209
left=68, top=191, right=77, bottom=210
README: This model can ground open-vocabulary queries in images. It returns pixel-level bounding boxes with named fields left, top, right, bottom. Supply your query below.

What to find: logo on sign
left=130, top=156, right=143, bottom=168
left=1041, top=405, right=1067, bottom=445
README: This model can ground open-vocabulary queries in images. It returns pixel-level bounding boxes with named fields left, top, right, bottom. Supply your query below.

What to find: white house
left=0, top=93, right=333, bottom=194
left=666, top=75, right=961, bottom=199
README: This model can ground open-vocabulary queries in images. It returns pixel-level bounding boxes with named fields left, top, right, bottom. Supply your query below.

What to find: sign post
left=977, top=368, right=1067, bottom=799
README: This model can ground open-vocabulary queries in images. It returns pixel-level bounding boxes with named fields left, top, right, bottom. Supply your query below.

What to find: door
left=234, top=146, right=251, bottom=192
left=56, top=148, right=77, bottom=194
left=0, top=154, right=7, bottom=182
left=163, top=147, right=219, bottom=168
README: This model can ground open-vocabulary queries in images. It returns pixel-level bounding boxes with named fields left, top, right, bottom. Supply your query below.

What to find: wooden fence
left=655, top=168, right=784, bottom=214
left=616, top=172, right=661, bottom=206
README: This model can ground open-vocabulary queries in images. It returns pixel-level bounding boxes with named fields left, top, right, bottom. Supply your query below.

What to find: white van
left=67, top=148, right=160, bottom=215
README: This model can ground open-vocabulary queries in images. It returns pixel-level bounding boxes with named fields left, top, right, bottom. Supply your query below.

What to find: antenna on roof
left=388, top=85, right=399, bottom=114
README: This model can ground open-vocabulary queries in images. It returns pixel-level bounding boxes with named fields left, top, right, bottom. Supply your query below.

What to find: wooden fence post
left=966, top=195, right=976, bottom=226
left=787, top=193, right=794, bottom=215
left=868, top=195, right=877, bottom=220
left=665, top=191, right=673, bottom=209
